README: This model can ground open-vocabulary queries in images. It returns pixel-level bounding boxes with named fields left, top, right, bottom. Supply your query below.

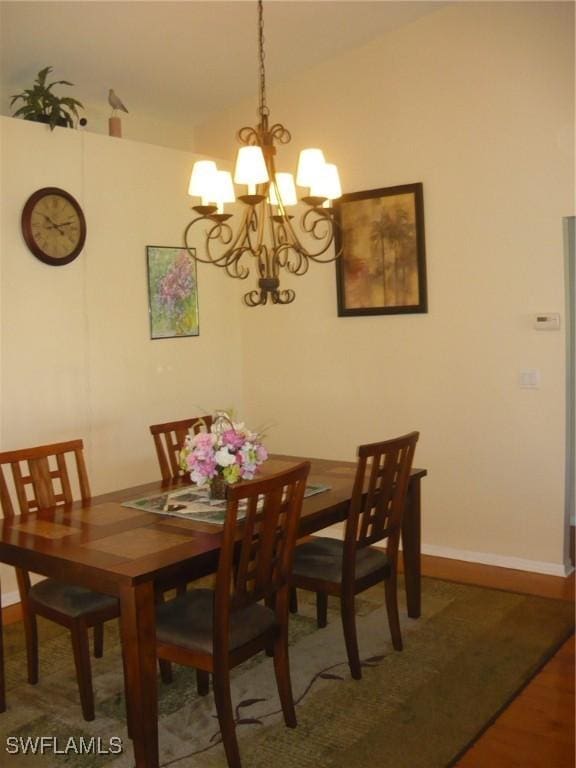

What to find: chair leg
left=15, top=572, right=39, bottom=685
left=272, top=629, right=297, bottom=728
left=289, top=587, right=298, bottom=614
left=159, top=659, right=173, bottom=684
left=384, top=577, right=403, bottom=651
left=21, top=608, right=39, bottom=685
left=212, top=665, right=241, bottom=768
left=93, top=623, right=104, bottom=658
left=340, top=592, right=361, bottom=680
left=264, top=595, right=276, bottom=655
left=196, top=669, right=210, bottom=696
left=316, top=592, right=328, bottom=628
left=70, top=624, right=95, bottom=721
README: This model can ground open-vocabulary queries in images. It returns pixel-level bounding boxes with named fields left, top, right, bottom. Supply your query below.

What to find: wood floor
left=2, top=555, right=574, bottom=766
left=416, top=555, right=575, bottom=768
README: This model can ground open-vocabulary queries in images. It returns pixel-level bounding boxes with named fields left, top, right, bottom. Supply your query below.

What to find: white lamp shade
left=268, top=172, right=297, bottom=206
left=310, top=163, right=342, bottom=200
left=234, top=146, right=269, bottom=185
left=296, top=148, right=326, bottom=187
left=188, top=160, right=218, bottom=199
left=210, top=170, right=236, bottom=204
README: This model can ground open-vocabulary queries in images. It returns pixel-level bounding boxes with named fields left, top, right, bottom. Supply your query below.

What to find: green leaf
left=11, top=66, right=84, bottom=127
left=36, top=66, right=53, bottom=87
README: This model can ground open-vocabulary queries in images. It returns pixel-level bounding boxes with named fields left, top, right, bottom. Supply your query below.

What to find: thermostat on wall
left=533, top=313, right=561, bottom=330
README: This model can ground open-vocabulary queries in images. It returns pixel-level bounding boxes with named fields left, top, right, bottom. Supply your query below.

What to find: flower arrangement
left=181, top=412, right=268, bottom=489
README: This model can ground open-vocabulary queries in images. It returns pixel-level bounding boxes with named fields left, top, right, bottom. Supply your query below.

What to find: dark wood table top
left=0, top=456, right=426, bottom=596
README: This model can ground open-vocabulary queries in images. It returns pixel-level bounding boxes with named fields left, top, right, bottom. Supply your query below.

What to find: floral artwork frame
left=334, top=183, right=428, bottom=316
left=146, top=246, right=199, bottom=339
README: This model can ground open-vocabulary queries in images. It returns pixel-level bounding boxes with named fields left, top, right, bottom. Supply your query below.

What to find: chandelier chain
left=258, top=0, right=268, bottom=118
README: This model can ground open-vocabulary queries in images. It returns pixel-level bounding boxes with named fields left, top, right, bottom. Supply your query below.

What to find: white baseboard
left=314, top=525, right=573, bottom=578
left=421, top=543, right=573, bottom=578
left=1, top=589, right=21, bottom=608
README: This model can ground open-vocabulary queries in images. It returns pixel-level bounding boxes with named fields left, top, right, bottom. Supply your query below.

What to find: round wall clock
left=21, top=187, right=87, bottom=266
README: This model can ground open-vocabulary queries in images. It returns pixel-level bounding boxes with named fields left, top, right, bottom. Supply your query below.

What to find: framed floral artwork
left=334, top=183, right=428, bottom=316
left=146, top=246, right=199, bottom=339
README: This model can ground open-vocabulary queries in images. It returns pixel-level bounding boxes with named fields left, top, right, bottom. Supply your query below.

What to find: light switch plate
left=519, top=369, right=541, bottom=388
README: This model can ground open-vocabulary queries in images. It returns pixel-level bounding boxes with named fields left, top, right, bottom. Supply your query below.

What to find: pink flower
left=222, top=429, right=246, bottom=450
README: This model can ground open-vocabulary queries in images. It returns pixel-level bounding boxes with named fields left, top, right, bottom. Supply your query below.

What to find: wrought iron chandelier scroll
left=183, top=0, right=342, bottom=307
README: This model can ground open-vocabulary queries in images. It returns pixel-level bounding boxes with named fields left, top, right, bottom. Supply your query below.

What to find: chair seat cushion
left=156, top=589, right=277, bottom=655
left=291, top=537, right=390, bottom=584
left=29, top=579, right=118, bottom=618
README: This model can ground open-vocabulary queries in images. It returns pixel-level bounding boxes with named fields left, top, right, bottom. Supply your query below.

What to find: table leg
left=0, top=576, right=5, bottom=713
left=119, top=581, right=158, bottom=768
left=402, top=477, right=422, bottom=618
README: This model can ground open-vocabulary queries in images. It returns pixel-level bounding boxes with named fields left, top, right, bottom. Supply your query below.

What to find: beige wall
left=0, top=117, right=245, bottom=598
left=0, top=2, right=573, bottom=603
left=194, top=2, right=575, bottom=574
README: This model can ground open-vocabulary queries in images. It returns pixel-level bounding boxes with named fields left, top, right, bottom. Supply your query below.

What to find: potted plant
left=10, top=66, right=84, bottom=130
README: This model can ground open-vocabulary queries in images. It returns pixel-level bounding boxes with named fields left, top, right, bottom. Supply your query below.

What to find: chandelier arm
left=238, top=125, right=260, bottom=146
left=299, top=207, right=338, bottom=258
left=274, top=242, right=308, bottom=276
left=184, top=217, right=236, bottom=266
left=268, top=123, right=291, bottom=145
left=272, top=288, right=296, bottom=304
left=224, top=206, right=258, bottom=256
left=244, top=288, right=267, bottom=307
left=217, top=208, right=264, bottom=279
left=274, top=207, right=339, bottom=263
left=222, top=249, right=251, bottom=280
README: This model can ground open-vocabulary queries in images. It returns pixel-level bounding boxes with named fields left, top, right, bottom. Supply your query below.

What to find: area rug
left=1, top=577, right=573, bottom=767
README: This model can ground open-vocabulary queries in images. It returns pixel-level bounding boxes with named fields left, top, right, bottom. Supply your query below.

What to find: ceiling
left=0, top=1, right=445, bottom=129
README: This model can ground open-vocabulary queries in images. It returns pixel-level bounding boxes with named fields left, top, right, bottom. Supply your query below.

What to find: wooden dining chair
left=0, top=439, right=119, bottom=721
left=290, top=432, right=419, bottom=680
left=149, top=415, right=213, bottom=482
left=155, top=461, right=310, bottom=768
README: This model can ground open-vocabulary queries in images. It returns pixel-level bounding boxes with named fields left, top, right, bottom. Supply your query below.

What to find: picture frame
left=334, top=183, right=427, bottom=316
left=146, top=246, right=199, bottom=339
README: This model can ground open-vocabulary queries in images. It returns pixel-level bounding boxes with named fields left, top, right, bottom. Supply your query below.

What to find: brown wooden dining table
left=0, top=454, right=426, bottom=767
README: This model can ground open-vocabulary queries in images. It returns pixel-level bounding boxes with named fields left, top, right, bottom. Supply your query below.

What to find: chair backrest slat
left=345, top=432, right=419, bottom=568
left=0, top=439, right=91, bottom=519
left=149, top=416, right=213, bottom=482
left=214, top=462, right=310, bottom=645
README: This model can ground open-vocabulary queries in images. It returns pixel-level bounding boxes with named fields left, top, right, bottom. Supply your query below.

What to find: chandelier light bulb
left=210, top=170, right=236, bottom=213
left=310, top=163, right=342, bottom=204
left=234, top=146, right=269, bottom=194
left=296, top=148, right=326, bottom=188
left=188, top=160, right=218, bottom=206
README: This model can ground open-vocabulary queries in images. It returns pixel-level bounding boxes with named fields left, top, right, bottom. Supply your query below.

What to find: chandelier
left=183, top=0, right=342, bottom=307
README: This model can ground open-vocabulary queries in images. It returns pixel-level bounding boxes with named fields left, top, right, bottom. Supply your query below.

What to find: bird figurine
left=108, top=89, right=128, bottom=115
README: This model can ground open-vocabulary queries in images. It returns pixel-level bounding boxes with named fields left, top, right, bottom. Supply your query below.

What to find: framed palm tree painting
left=334, top=183, right=427, bottom=316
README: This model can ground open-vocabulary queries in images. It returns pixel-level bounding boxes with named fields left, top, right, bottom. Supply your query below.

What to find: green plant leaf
left=11, top=66, right=84, bottom=127
left=36, top=66, right=53, bottom=87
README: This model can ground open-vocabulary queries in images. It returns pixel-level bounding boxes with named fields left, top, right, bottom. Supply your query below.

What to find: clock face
left=21, top=188, right=86, bottom=266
